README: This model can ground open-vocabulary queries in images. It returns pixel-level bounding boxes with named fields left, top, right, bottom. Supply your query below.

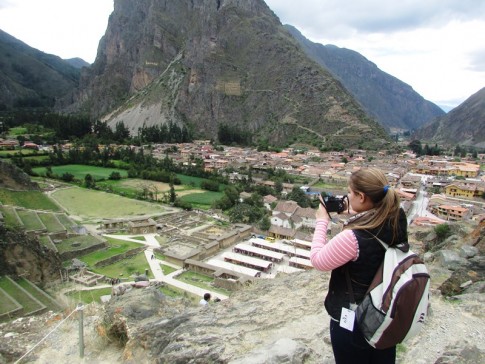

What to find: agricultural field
left=38, top=212, right=65, bottom=232
left=32, top=164, right=128, bottom=181
left=98, top=178, right=222, bottom=209
left=175, top=174, right=209, bottom=188
left=0, top=206, right=22, bottom=227
left=0, top=189, right=61, bottom=211
left=54, top=234, right=105, bottom=254
left=78, top=237, right=144, bottom=267
left=49, top=186, right=167, bottom=222
left=0, top=276, right=43, bottom=314
left=38, top=235, right=57, bottom=251
left=179, top=191, right=223, bottom=209
left=16, top=209, right=45, bottom=231
left=91, top=252, right=153, bottom=280
left=0, top=288, right=18, bottom=316
left=7, top=127, right=28, bottom=136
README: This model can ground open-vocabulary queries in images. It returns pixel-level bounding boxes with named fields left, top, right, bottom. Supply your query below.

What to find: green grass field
left=66, top=287, right=112, bottom=305
left=7, top=127, right=27, bottom=135
left=0, top=288, right=19, bottom=315
left=0, top=276, right=44, bottom=313
left=0, top=206, right=22, bottom=227
left=16, top=210, right=45, bottom=230
left=175, top=271, right=230, bottom=296
left=56, top=213, right=76, bottom=230
left=175, top=174, right=208, bottom=188
left=79, top=237, right=144, bottom=267
left=54, top=234, right=104, bottom=254
left=161, top=264, right=178, bottom=275
left=179, top=191, right=222, bottom=209
left=91, top=252, right=153, bottom=279
left=38, top=235, right=57, bottom=251
left=38, top=212, right=65, bottom=232
left=32, top=164, right=128, bottom=181
left=17, top=278, right=60, bottom=311
left=50, top=186, right=166, bottom=221
left=0, top=189, right=61, bottom=211
left=311, top=181, right=348, bottom=193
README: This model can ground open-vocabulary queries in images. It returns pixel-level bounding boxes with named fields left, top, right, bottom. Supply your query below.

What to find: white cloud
left=0, top=0, right=483, bottom=108
left=0, top=0, right=113, bottom=63
left=266, top=0, right=485, bottom=108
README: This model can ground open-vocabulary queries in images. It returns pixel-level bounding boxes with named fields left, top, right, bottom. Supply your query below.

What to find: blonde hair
left=345, top=168, right=401, bottom=240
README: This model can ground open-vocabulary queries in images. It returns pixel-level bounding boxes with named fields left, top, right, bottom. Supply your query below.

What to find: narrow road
left=102, top=232, right=228, bottom=300
left=144, top=247, right=228, bottom=301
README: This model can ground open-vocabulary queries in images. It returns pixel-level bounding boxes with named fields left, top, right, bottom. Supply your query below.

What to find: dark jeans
left=330, top=320, right=396, bottom=364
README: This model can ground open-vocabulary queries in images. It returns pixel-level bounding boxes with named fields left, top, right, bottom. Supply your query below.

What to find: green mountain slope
left=0, top=29, right=80, bottom=109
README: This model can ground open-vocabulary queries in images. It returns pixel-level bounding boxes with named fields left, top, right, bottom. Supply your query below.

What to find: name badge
left=339, top=307, right=355, bottom=331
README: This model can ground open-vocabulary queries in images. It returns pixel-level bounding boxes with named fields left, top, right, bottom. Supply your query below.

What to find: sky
left=0, top=0, right=484, bottom=111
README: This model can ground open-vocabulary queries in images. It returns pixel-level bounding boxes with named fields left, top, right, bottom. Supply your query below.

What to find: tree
left=408, top=140, right=422, bottom=156
left=228, top=203, right=264, bottom=223
left=109, top=171, right=121, bottom=180
left=201, top=179, right=220, bottom=192
left=223, top=185, right=240, bottom=205
left=259, top=216, right=271, bottom=231
left=287, top=187, right=311, bottom=207
left=174, top=198, right=192, bottom=210
left=169, top=177, right=177, bottom=204
left=84, top=174, right=95, bottom=188
left=45, top=166, right=53, bottom=178
left=61, top=172, right=74, bottom=182
left=114, top=121, right=130, bottom=142
left=274, top=180, right=283, bottom=195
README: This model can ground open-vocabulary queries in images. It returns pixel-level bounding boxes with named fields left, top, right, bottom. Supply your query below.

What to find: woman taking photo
left=311, top=168, right=408, bottom=364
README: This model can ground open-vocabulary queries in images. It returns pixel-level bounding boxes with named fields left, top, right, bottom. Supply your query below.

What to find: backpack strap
left=344, top=267, right=356, bottom=305
left=345, top=232, right=389, bottom=305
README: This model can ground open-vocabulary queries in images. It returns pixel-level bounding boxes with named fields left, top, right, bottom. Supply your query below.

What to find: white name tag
left=339, top=307, right=355, bottom=331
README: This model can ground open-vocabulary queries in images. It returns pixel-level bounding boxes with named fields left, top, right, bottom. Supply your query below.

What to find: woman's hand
left=316, top=195, right=331, bottom=221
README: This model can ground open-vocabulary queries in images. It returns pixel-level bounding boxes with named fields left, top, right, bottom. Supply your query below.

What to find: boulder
left=436, top=250, right=469, bottom=270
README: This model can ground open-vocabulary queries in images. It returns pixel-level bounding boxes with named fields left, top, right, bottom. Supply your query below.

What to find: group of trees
left=408, top=140, right=442, bottom=156
left=408, top=140, right=481, bottom=158
left=1, top=110, right=193, bottom=146
left=217, top=123, right=252, bottom=146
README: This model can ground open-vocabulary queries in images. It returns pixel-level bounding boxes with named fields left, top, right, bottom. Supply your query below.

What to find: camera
left=321, top=194, right=348, bottom=213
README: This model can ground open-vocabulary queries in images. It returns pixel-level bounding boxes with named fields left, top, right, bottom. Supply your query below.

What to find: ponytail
left=345, top=168, right=402, bottom=243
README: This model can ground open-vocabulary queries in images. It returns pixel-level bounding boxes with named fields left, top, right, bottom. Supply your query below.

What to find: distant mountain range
left=0, top=0, right=483, bottom=148
left=64, top=58, right=90, bottom=69
left=0, top=29, right=80, bottom=109
left=413, top=87, right=485, bottom=148
left=284, top=25, right=445, bottom=131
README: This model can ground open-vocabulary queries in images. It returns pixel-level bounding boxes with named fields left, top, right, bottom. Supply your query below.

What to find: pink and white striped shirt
left=310, top=219, right=359, bottom=271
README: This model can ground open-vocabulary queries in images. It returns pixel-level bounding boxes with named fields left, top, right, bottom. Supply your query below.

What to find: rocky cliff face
left=285, top=25, right=445, bottom=132
left=1, top=221, right=484, bottom=363
left=0, top=160, right=40, bottom=191
left=69, top=0, right=389, bottom=148
left=0, top=225, right=62, bottom=285
left=413, top=87, right=485, bottom=148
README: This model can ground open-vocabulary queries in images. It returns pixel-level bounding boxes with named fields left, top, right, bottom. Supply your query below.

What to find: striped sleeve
left=310, top=219, right=359, bottom=271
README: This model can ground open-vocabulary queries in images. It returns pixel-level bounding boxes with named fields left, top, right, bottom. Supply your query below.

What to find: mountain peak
left=66, top=0, right=390, bottom=149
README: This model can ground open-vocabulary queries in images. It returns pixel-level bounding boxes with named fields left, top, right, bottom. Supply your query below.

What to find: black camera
left=321, top=194, right=348, bottom=213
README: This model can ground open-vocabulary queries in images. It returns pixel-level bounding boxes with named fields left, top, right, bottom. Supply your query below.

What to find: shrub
left=434, top=223, right=451, bottom=240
